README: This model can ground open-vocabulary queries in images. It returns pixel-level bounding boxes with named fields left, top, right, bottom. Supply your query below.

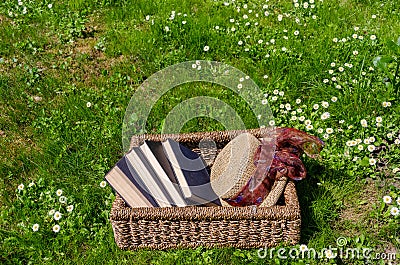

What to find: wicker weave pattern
left=110, top=129, right=301, bottom=250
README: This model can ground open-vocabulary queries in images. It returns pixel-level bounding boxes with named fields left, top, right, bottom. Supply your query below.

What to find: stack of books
left=104, top=139, right=221, bottom=207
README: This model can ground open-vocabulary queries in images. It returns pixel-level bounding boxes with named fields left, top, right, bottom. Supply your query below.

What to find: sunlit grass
left=0, top=0, right=399, bottom=264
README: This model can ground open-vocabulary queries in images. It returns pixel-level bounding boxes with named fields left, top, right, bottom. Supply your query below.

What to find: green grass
left=1, top=0, right=400, bottom=264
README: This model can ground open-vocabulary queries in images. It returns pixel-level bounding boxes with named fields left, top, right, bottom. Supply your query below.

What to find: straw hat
left=210, top=132, right=261, bottom=206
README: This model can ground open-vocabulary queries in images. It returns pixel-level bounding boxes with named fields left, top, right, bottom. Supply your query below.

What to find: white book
left=125, top=147, right=173, bottom=207
left=140, top=142, right=187, bottom=207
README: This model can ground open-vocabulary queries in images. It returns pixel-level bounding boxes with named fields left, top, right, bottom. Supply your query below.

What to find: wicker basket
left=109, top=128, right=301, bottom=250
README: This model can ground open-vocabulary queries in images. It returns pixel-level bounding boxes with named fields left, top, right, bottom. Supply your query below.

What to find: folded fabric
left=210, top=128, right=325, bottom=207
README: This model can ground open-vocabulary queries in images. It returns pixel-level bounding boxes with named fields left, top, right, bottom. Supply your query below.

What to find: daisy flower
left=313, top=104, right=319, bottom=110
left=296, top=98, right=301, bottom=104
left=331, top=96, right=337, bottom=102
left=298, top=116, right=305, bottom=122
left=54, top=211, right=62, bottom=221
left=237, top=83, right=243, bottom=89
left=395, top=139, right=400, bottom=145
left=369, top=136, right=375, bottom=143
left=18, top=184, right=24, bottom=191
left=397, top=197, right=400, bottom=205
left=383, top=196, right=392, bottom=204
left=321, top=112, right=330, bottom=120
left=370, top=35, right=376, bottom=40
left=203, top=46, right=210, bottom=52
left=269, top=120, right=275, bottom=126
left=86, top=102, right=92, bottom=108
left=279, top=91, right=284, bottom=96
left=326, top=128, right=334, bottom=134
left=367, top=145, right=375, bottom=152
left=357, top=145, right=364, bottom=151
left=261, top=99, right=268, bottom=105
left=390, top=207, right=399, bottom=216
left=369, top=158, right=376, bottom=166
left=48, top=209, right=55, bottom=216
left=376, top=116, right=382, bottom=123
left=299, top=244, right=308, bottom=252
left=353, top=50, right=359, bottom=55
left=360, top=119, right=368, bottom=127
left=56, top=189, right=63, bottom=196
left=305, top=119, right=312, bottom=125
left=100, top=181, right=107, bottom=188
left=67, top=205, right=74, bottom=212
left=32, top=223, right=39, bottom=232
left=321, top=101, right=329, bottom=108
left=28, top=182, right=35, bottom=188
left=306, top=124, right=313, bottom=130
left=52, top=224, right=60, bottom=233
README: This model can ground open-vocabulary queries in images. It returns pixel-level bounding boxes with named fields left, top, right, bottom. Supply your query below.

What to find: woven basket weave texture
left=110, top=128, right=301, bottom=250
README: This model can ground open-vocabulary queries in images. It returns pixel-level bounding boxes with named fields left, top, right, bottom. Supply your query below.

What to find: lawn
left=0, top=0, right=399, bottom=264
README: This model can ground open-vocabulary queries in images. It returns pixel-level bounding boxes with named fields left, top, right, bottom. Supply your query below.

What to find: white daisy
left=321, top=112, right=330, bottom=120
left=369, top=158, right=376, bottom=166
left=396, top=197, right=400, bottom=205
left=299, top=244, right=308, bottom=252
left=306, top=124, right=313, bottom=130
left=279, top=91, right=285, bottom=96
left=100, top=181, right=107, bottom=188
left=367, top=145, right=375, bottom=152
left=305, top=119, right=312, bottom=125
left=48, top=209, right=55, bottom=216
left=321, top=101, right=329, bottom=108
left=32, top=223, right=39, bottom=232
left=331, top=96, right=337, bottom=102
left=56, top=189, right=63, bottom=196
left=317, top=128, right=324, bottom=134
left=28, top=182, right=35, bottom=187
left=67, top=205, right=74, bottom=212
left=52, top=224, right=60, bottom=233
left=395, top=139, right=400, bottom=145
left=353, top=50, right=359, bottom=56
left=237, top=84, right=243, bottom=89
left=383, top=195, right=392, bottom=204
left=54, top=211, right=62, bottom=221
left=262, top=99, right=268, bottom=105
left=268, top=120, right=275, bottom=126
left=298, top=116, right=305, bottom=122
left=390, top=207, right=399, bottom=216
left=18, top=184, right=24, bottom=191
left=313, top=104, right=319, bottom=110
left=86, top=102, right=92, bottom=108
left=285, top=103, right=291, bottom=110
left=203, top=46, right=210, bottom=52
left=370, top=35, right=376, bottom=40
left=376, top=116, right=382, bottom=123
left=357, top=145, right=363, bottom=151
left=369, top=136, right=375, bottom=143
left=326, top=128, right=334, bottom=134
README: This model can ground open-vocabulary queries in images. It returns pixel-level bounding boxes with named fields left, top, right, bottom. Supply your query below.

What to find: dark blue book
left=162, top=139, right=221, bottom=206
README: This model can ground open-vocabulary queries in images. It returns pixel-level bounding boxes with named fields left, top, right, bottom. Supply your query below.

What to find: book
left=162, top=139, right=221, bottom=206
left=125, top=147, right=175, bottom=207
left=104, top=156, right=159, bottom=207
left=140, top=141, right=187, bottom=207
